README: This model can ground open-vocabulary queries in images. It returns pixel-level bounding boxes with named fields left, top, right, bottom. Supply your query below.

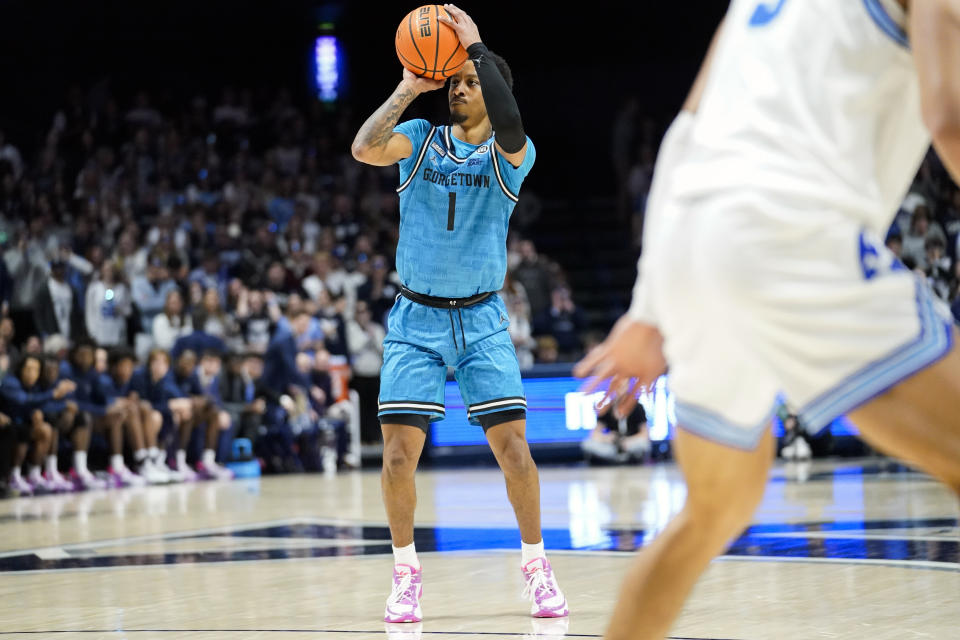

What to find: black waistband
left=399, top=287, right=494, bottom=309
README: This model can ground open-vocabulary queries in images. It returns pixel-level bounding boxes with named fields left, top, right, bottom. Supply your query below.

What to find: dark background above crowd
left=0, top=1, right=726, bottom=200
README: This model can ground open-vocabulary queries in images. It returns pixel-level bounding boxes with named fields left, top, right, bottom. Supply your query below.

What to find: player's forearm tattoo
left=357, top=86, right=416, bottom=149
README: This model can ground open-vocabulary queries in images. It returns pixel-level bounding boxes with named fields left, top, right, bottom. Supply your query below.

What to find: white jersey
left=671, top=0, right=929, bottom=236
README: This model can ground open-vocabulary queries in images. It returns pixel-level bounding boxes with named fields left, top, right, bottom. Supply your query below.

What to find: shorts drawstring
left=448, top=307, right=467, bottom=353
left=448, top=308, right=458, bottom=352
left=457, top=308, right=466, bottom=352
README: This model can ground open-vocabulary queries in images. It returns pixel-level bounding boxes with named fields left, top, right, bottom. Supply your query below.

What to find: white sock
left=176, top=449, right=188, bottom=468
left=111, top=454, right=126, bottom=471
left=45, top=455, right=58, bottom=475
left=29, top=465, right=42, bottom=481
left=134, top=449, right=149, bottom=467
left=11, top=467, right=21, bottom=481
left=522, top=540, right=545, bottom=565
left=74, top=450, right=88, bottom=474
left=392, top=543, right=420, bottom=570
left=149, top=447, right=161, bottom=463
left=202, top=449, right=216, bottom=466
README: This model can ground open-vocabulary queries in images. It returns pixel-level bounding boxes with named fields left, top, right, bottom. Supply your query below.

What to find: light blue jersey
left=393, top=119, right=535, bottom=298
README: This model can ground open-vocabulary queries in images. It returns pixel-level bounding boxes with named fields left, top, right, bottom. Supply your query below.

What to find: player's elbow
left=351, top=140, right=373, bottom=164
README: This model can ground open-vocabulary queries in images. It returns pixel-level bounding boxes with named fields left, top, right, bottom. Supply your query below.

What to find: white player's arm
left=911, top=0, right=960, bottom=181
left=351, top=71, right=444, bottom=167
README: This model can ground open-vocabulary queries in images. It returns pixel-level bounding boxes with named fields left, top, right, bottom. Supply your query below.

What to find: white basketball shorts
left=647, top=190, right=954, bottom=450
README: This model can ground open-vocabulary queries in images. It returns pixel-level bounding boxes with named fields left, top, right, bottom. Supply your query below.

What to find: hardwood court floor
left=0, top=458, right=956, bottom=639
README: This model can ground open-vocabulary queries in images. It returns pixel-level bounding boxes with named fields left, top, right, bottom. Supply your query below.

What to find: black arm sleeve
left=467, top=43, right=526, bottom=154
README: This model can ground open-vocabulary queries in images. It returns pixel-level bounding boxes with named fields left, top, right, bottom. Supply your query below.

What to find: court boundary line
left=0, top=630, right=745, bottom=639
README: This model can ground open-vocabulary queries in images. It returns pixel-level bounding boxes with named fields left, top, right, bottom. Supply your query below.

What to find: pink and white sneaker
left=521, top=558, right=569, bottom=618
left=109, top=466, right=147, bottom=488
left=172, top=461, right=198, bottom=482
left=44, top=470, right=75, bottom=493
left=9, top=474, right=33, bottom=496
left=69, top=468, right=108, bottom=491
left=196, top=461, right=234, bottom=481
left=29, top=472, right=57, bottom=494
left=384, top=564, right=423, bottom=623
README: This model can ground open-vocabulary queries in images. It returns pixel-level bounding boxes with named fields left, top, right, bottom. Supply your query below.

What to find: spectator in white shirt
left=85, top=262, right=132, bottom=346
left=152, top=289, right=192, bottom=351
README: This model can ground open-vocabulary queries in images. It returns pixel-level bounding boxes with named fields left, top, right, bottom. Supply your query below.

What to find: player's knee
left=497, top=439, right=534, bottom=477
left=382, top=446, right=418, bottom=478
left=683, top=486, right=763, bottom=538
left=36, top=422, right=53, bottom=442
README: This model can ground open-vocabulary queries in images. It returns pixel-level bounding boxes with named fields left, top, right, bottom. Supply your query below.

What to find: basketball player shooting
left=575, top=1, right=960, bottom=639
left=351, top=3, right=569, bottom=624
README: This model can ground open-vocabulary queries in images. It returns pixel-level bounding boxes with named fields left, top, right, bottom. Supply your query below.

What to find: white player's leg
left=605, top=427, right=775, bottom=640
left=848, top=331, right=960, bottom=496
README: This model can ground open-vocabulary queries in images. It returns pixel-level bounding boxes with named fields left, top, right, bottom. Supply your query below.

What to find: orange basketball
left=395, top=5, right=469, bottom=81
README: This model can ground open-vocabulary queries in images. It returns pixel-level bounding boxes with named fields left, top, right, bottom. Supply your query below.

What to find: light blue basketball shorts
left=378, top=293, right=527, bottom=430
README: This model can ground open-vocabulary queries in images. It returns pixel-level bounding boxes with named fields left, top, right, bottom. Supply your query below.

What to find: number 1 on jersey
left=447, top=192, right=456, bottom=231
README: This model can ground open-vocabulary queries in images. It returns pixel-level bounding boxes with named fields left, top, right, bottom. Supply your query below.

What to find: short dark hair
left=925, top=235, right=945, bottom=251
left=108, top=347, right=136, bottom=368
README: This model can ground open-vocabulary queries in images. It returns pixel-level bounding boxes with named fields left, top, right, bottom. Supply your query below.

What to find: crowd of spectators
left=0, top=84, right=590, bottom=497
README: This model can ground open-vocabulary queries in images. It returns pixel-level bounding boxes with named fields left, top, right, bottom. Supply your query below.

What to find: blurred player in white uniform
left=576, top=1, right=960, bottom=638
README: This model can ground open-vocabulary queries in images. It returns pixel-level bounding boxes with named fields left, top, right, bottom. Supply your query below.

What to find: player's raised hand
left=573, top=316, right=667, bottom=418
left=439, top=4, right=482, bottom=50
left=401, top=67, right=446, bottom=94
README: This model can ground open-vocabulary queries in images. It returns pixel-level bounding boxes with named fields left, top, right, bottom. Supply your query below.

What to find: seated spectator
left=901, top=205, right=947, bottom=270
left=199, top=287, right=236, bottom=341
left=0, top=354, right=75, bottom=494
left=925, top=236, right=952, bottom=300
left=534, top=335, right=559, bottom=365
left=260, top=309, right=322, bottom=472
left=153, top=289, right=193, bottom=351
left=355, top=254, right=399, bottom=325
left=131, top=349, right=198, bottom=481
left=169, top=321, right=227, bottom=360
left=197, top=349, right=236, bottom=473
left=513, top=240, right=553, bottom=320
left=171, top=349, right=233, bottom=480
left=85, top=261, right=132, bottom=347
left=236, top=289, right=279, bottom=352
left=62, top=342, right=147, bottom=486
left=132, top=253, right=179, bottom=332
left=220, top=352, right=269, bottom=445
left=311, top=348, right=358, bottom=469
left=99, top=348, right=172, bottom=483
left=581, top=402, right=650, bottom=464
left=347, top=300, right=385, bottom=445
left=40, top=355, right=101, bottom=490
left=33, top=258, right=85, bottom=342
left=501, top=273, right=535, bottom=370
left=188, top=250, right=224, bottom=294
left=534, top=286, right=588, bottom=361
